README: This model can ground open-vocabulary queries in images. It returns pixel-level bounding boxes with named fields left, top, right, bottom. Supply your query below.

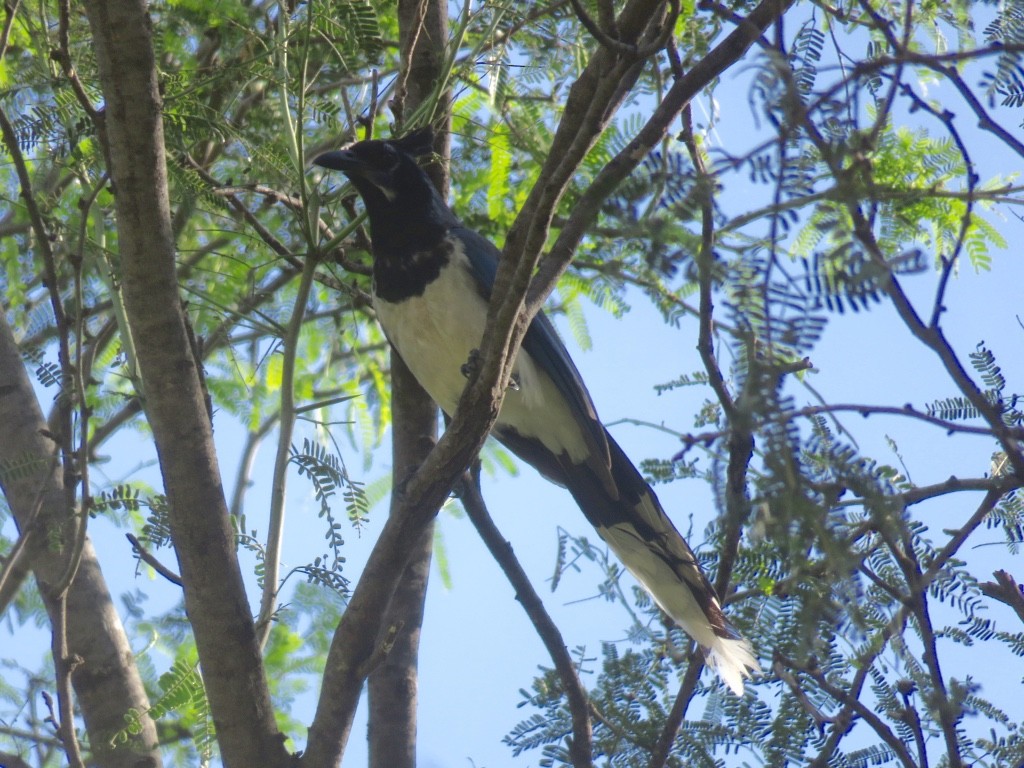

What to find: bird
left=313, top=128, right=759, bottom=694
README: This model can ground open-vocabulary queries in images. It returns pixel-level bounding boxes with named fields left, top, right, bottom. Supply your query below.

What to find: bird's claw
left=461, top=348, right=520, bottom=391
left=460, top=348, right=481, bottom=379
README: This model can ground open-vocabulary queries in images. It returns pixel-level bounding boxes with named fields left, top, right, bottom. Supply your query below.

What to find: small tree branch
left=789, top=402, right=1024, bottom=438
left=648, top=655, right=703, bottom=768
left=0, top=309, right=163, bottom=766
left=787, top=653, right=918, bottom=768
left=458, top=467, right=593, bottom=768
left=0, top=0, right=22, bottom=61
left=256, top=252, right=318, bottom=649
left=922, top=488, right=1004, bottom=585
left=54, top=0, right=100, bottom=122
left=980, top=570, right=1024, bottom=625
left=126, top=534, right=183, bottom=586
left=531, top=0, right=797, bottom=311
left=49, top=596, right=85, bottom=768
left=887, top=525, right=964, bottom=768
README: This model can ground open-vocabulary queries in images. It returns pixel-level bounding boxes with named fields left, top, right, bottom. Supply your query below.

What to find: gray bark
left=80, top=2, right=289, bottom=765
left=0, top=309, right=162, bottom=768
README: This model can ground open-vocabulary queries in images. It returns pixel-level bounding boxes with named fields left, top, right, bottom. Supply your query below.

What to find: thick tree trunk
left=367, top=2, right=450, bottom=766
left=80, top=2, right=289, bottom=766
left=367, top=358, right=437, bottom=768
left=0, top=310, right=162, bottom=768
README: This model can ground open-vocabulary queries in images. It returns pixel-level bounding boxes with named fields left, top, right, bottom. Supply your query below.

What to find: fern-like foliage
left=602, top=147, right=702, bottom=279
left=288, top=437, right=367, bottom=594
left=970, top=341, right=1024, bottom=426
left=925, top=342, right=1024, bottom=426
left=803, top=248, right=926, bottom=314
left=986, top=490, right=1023, bottom=552
left=90, top=484, right=142, bottom=515
left=722, top=251, right=827, bottom=378
left=290, top=437, right=369, bottom=527
left=652, top=370, right=710, bottom=396
left=982, top=0, right=1024, bottom=108
left=113, top=652, right=216, bottom=764
left=5, top=88, right=97, bottom=156
left=507, top=643, right=692, bottom=767
left=139, top=495, right=173, bottom=549
left=925, top=395, right=982, bottom=422
left=0, top=451, right=53, bottom=487
left=789, top=21, right=826, bottom=97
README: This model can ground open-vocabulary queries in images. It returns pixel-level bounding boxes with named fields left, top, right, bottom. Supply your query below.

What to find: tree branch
left=531, top=0, right=797, bottom=311
left=0, top=307, right=162, bottom=767
left=80, top=2, right=289, bottom=764
left=788, top=652, right=918, bottom=768
left=256, top=252, right=318, bottom=649
left=980, top=570, right=1024, bottom=626
left=458, top=467, right=593, bottom=768
left=126, top=533, right=183, bottom=587
left=366, top=5, right=448, bottom=767
left=648, top=656, right=703, bottom=768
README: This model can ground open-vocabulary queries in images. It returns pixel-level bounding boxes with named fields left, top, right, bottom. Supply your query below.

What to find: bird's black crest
left=389, top=127, right=435, bottom=159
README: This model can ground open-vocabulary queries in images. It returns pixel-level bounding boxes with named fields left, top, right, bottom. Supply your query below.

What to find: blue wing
left=450, top=226, right=611, bottom=472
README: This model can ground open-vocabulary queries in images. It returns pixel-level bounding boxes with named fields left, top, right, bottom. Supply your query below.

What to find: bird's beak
left=312, top=147, right=396, bottom=201
left=312, top=149, right=361, bottom=172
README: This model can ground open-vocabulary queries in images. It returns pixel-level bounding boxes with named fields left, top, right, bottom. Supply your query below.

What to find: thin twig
left=922, top=488, right=1004, bottom=585
left=980, top=570, right=1024, bottom=625
left=126, top=534, right=183, bottom=586
left=458, top=466, right=594, bottom=768
left=48, top=596, right=85, bottom=768
left=647, top=657, right=702, bottom=768
left=788, top=402, right=1024, bottom=438
left=256, top=251, right=319, bottom=648
left=884, top=522, right=963, bottom=768
left=55, top=0, right=100, bottom=122
left=787, top=652, right=918, bottom=768
left=0, top=0, right=22, bottom=61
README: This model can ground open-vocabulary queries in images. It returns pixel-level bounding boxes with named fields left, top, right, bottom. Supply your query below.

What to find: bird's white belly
left=373, top=253, right=588, bottom=461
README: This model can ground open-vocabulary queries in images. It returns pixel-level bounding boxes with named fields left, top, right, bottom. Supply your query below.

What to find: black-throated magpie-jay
left=313, top=129, right=758, bottom=694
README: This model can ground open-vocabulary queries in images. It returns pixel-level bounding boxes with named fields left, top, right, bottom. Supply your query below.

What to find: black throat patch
left=373, top=235, right=455, bottom=303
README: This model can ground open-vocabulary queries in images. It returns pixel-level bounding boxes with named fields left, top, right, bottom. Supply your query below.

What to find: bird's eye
left=363, top=143, right=399, bottom=171
left=381, top=146, right=400, bottom=170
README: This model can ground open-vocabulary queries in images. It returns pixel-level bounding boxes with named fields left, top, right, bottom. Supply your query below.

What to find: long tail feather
left=564, top=432, right=760, bottom=694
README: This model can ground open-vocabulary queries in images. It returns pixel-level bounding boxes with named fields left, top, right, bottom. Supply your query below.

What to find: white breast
left=373, top=246, right=589, bottom=462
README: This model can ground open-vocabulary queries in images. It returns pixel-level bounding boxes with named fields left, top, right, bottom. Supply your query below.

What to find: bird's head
left=313, top=128, right=457, bottom=249
left=312, top=128, right=436, bottom=202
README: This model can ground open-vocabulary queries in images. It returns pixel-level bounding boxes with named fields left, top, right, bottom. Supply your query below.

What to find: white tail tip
left=706, top=636, right=760, bottom=696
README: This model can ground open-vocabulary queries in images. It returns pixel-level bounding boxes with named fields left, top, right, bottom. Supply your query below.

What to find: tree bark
left=367, top=357, right=437, bottom=768
left=79, top=2, right=289, bottom=765
left=0, top=309, right=162, bottom=768
left=367, top=2, right=449, bottom=766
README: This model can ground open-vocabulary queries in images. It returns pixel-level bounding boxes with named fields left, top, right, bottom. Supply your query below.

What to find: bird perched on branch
left=313, top=129, right=758, bottom=694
